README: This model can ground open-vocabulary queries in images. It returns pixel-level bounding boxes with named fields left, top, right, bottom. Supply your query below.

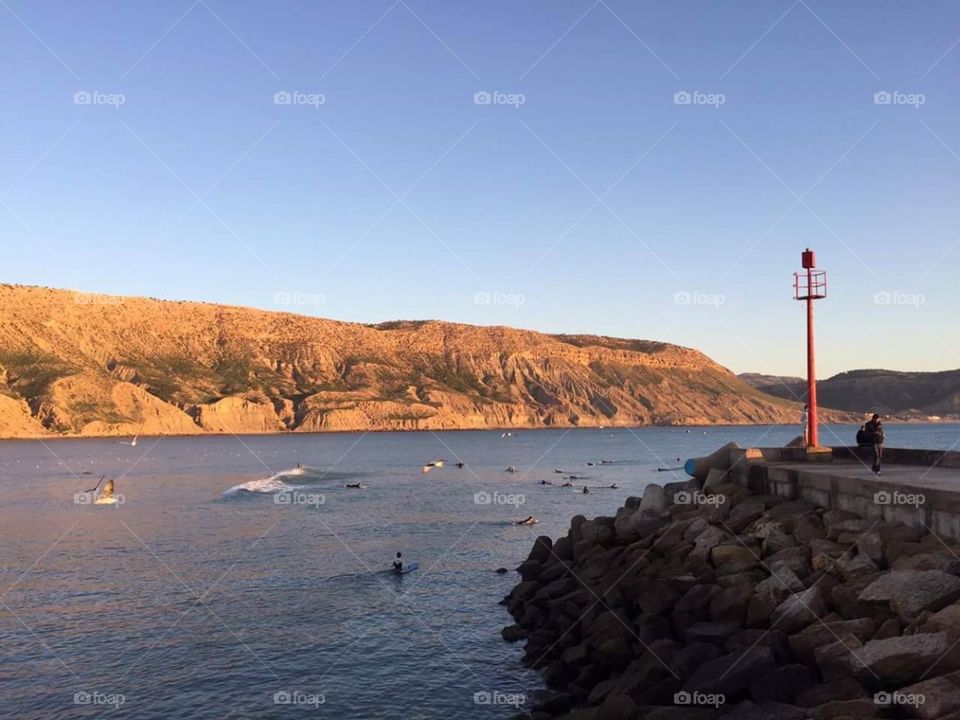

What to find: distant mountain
left=0, top=285, right=837, bottom=438
left=739, top=370, right=960, bottom=418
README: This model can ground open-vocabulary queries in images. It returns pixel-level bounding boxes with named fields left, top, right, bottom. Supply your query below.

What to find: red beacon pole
left=794, top=249, right=827, bottom=448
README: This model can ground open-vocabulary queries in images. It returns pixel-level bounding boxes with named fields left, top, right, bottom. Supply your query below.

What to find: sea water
left=1, top=424, right=957, bottom=718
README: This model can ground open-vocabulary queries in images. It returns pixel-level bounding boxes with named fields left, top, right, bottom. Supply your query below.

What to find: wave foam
left=223, top=468, right=303, bottom=496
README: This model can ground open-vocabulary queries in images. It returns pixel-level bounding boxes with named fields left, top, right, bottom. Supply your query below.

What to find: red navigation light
left=801, top=249, right=816, bottom=269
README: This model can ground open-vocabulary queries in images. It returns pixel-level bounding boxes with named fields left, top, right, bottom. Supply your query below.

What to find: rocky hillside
left=740, top=370, right=960, bottom=418
left=0, top=285, right=818, bottom=438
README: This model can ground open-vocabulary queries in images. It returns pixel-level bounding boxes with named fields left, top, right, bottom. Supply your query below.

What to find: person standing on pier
left=801, top=405, right=810, bottom=446
left=865, top=414, right=885, bottom=475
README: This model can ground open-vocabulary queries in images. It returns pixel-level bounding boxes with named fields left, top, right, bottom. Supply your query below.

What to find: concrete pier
left=719, top=445, right=960, bottom=540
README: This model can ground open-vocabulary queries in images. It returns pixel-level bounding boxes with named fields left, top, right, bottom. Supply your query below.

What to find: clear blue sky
left=2, top=1, right=958, bottom=378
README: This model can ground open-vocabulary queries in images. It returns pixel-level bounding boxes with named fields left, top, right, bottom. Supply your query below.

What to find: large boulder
left=580, top=520, right=615, bottom=546
left=858, top=570, right=960, bottom=619
left=813, top=633, right=864, bottom=680
left=856, top=631, right=951, bottom=684
left=640, top=484, right=668, bottom=514
left=894, top=669, right=960, bottom=718
left=770, top=586, right=825, bottom=633
left=788, top=617, right=877, bottom=664
left=749, top=663, right=818, bottom=704
left=709, top=584, right=754, bottom=625
left=682, top=646, right=776, bottom=696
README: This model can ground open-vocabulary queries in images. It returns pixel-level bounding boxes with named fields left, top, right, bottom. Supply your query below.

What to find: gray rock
left=762, top=527, right=796, bottom=557
left=893, top=552, right=960, bottom=575
left=709, top=583, right=754, bottom=624
left=684, top=621, right=742, bottom=645
left=795, top=677, right=867, bottom=708
left=770, top=586, right=825, bottom=633
left=813, top=633, right=864, bottom=680
left=835, top=553, right=879, bottom=581
left=640, top=484, right=668, bottom=513
left=580, top=520, right=615, bottom=546
left=595, top=693, right=637, bottom=720
left=711, top=544, right=757, bottom=568
left=895, top=669, right=960, bottom=719
left=859, top=570, right=960, bottom=618
left=726, top=501, right=766, bottom=533
left=682, top=646, right=776, bottom=696
left=788, top=617, right=877, bottom=664
left=806, top=697, right=879, bottom=719
left=856, top=631, right=951, bottom=684
left=722, top=701, right=806, bottom=720
left=750, top=664, right=818, bottom=704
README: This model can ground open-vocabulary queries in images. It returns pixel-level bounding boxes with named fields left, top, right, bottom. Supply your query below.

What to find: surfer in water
left=514, top=516, right=538, bottom=526
left=393, top=552, right=403, bottom=574
left=582, top=486, right=590, bottom=494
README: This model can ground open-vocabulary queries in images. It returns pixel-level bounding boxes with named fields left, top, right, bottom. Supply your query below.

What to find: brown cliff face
left=0, top=285, right=817, bottom=438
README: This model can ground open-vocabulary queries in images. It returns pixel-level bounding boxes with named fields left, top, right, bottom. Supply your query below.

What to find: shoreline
left=0, top=421, right=900, bottom=443
left=2, top=419, right=955, bottom=443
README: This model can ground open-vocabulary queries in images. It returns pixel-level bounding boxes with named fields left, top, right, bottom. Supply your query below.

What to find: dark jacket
left=865, top=419, right=885, bottom=445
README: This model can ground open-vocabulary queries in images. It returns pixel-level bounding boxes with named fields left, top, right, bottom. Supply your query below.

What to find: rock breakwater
left=502, top=460, right=960, bottom=719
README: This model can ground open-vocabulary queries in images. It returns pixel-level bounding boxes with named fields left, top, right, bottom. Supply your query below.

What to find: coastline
left=0, top=421, right=847, bottom=442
